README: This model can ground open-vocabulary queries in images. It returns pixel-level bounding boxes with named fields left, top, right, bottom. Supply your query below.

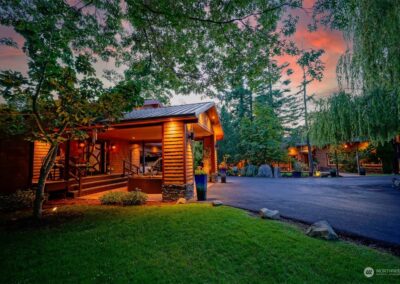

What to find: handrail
left=67, top=161, right=84, bottom=196
left=123, top=160, right=140, bottom=176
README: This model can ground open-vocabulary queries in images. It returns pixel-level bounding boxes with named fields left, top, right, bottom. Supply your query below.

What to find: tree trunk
left=355, top=143, right=360, bottom=175
left=302, top=69, right=313, bottom=176
left=33, top=143, right=58, bottom=219
left=334, top=149, right=340, bottom=176
left=392, top=138, right=399, bottom=174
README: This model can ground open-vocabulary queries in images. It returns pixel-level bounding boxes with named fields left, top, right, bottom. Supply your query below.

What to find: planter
left=220, top=169, right=227, bottom=183
left=359, top=167, right=366, bottom=176
left=292, top=171, right=302, bottom=178
left=195, top=174, right=208, bottom=201
left=330, top=169, right=337, bottom=177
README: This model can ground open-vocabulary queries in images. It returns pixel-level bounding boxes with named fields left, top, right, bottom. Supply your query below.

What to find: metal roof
left=121, top=102, right=215, bottom=121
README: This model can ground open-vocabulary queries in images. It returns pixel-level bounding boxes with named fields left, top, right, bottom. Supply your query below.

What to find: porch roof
left=121, top=102, right=215, bottom=121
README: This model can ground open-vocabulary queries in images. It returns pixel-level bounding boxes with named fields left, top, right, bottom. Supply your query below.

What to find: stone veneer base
left=162, top=183, right=194, bottom=201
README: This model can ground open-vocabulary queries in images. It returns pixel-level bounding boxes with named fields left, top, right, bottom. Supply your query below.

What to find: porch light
left=52, top=207, right=58, bottom=212
left=111, top=144, right=117, bottom=151
left=79, top=142, right=85, bottom=148
left=344, top=144, right=349, bottom=149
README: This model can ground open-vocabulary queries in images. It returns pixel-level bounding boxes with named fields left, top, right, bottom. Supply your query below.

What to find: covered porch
left=33, top=102, right=223, bottom=201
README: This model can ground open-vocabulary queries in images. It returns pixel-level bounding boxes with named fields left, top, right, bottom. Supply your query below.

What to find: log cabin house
left=0, top=100, right=223, bottom=201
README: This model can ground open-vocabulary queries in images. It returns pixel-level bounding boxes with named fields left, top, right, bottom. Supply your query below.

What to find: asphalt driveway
left=208, top=176, right=400, bottom=246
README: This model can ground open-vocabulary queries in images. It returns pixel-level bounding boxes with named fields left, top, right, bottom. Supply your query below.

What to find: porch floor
left=77, top=186, right=162, bottom=202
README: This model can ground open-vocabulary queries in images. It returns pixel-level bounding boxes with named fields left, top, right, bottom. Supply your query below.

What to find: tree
left=296, top=49, right=325, bottom=176
left=239, top=103, right=286, bottom=165
left=311, top=0, right=400, bottom=173
left=312, top=0, right=400, bottom=94
left=0, top=0, right=302, bottom=218
left=254, top=60, right=302, bottom=133
left=310, top=90, right=400, bottom=173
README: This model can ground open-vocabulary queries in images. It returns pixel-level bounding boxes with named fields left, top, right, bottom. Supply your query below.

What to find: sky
left=0, top=0, right=346, bottom=107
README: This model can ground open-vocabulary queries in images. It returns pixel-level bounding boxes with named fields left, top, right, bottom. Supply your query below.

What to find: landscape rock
left=392, top=178, right=400, bottom=190
left=176, top=198, right=187, bottom=204
left=306, top=220, right=338, bottom=241
left=212, top=200, right=223, bottom=207
left=259, top=208, right=280, bottom=220
left=246, top=165, right=258, bottom=177
left=273, top=167, right=281, bottom=178
left=257, top=165, right=272, bottom=177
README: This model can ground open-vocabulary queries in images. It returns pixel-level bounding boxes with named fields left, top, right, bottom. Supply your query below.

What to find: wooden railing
left=123, top=160, right=140, bottom=176
left=67, top=161, right=85, bottom=196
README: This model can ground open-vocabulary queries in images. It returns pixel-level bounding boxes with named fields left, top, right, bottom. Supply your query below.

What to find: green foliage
left=100, top=190, right=147, bottom=206
left=0, top=190, right=35, bottom=212
left=239, top=103, right=286, bottom=165
left=193, top=141, right=203, bottom=170
left=310, top=90, right=400, bottom=146
left=312, top=0, right=400, bottom=93
left=195, top=169, right=207, bottom=175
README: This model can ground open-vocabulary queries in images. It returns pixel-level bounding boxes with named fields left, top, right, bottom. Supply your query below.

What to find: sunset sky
left=0, top=0, right=347, bottom=106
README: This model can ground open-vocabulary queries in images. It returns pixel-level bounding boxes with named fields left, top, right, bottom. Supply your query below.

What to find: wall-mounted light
left=79, top=142, right=86, bottom=148
left=187, top=132, right=195, bottom=140
left=111, top=144, right=117, bottom=151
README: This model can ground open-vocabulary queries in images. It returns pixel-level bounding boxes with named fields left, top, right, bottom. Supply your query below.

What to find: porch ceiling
left=98, top=125, right=162, bottom=141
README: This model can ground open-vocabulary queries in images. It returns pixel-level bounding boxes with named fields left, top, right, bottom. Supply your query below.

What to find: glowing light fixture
left=79, top=142, right=85, bottom=148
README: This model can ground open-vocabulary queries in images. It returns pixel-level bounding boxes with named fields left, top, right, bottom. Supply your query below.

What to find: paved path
left=208, top=176, right=400, bottom=246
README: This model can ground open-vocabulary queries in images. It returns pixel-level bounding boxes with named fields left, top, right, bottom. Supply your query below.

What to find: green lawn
left=1, top=204, right=399, bottom=283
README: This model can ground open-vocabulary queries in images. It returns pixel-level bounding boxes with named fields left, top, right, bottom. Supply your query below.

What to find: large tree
left=239, top=103, right=286, bottom=165
left=311, top=0, right=400, bottom=173
left=0, top=0, right=301, bottom=218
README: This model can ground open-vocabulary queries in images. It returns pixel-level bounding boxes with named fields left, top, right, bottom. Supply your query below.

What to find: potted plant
left=359, top=167, right=366, bottom=176
left=219, top=155, right=228, bottom=183
left=292, top=161, right=302, bottom=178
left=195, top=168, right=208, bottom=201
left=330, top=168, right=337, bottom=177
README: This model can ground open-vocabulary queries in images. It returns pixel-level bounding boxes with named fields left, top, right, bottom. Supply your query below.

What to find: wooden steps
left=67, top=174, right=128, bottom=198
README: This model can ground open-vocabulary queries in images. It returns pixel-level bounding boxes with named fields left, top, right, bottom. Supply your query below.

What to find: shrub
left=99, top=192, right=126, bottom=205
left=0, top=190, right=35, bottom=211
left=121, top=191, right=147, bottom=206
left=100, top=190, right=147, bottom=206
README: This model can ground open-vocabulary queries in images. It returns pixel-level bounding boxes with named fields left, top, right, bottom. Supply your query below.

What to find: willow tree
left=311, top=0, right=400, bottom=173
left=0, top=0, right=302, bottom=218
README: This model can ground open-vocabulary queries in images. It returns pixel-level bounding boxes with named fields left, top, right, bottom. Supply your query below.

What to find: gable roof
left=121, top=102, right=215, bottom=121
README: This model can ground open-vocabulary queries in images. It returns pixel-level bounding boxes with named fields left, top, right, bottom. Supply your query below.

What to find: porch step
left=81, top=176, right=128, bottom=189
left=67, top=174, right=128, bottom=198
left=68, top=181, right=128, bottom=198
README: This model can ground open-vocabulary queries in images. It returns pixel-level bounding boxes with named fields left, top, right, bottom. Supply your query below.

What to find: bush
left=0, top=190, right=35, bottom=211
left=100, top=190, right=147, bottom=206
left=99, top=192, right=126, bottom=205
left=121, top=191, right=147, bottom=206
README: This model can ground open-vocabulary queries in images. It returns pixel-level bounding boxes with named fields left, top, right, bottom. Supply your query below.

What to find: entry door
left=87, top=142, right=105, bottom=174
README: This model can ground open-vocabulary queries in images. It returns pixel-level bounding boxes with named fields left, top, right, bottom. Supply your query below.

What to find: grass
left=0, top=204, right=399, bottom=283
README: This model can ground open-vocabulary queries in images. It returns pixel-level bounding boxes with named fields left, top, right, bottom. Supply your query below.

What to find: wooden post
left=142, top=142, right=146, bottom=174
left=64, top=140, right=70, bottom=180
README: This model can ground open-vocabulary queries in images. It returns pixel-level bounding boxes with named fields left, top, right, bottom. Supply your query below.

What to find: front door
left=87, top=142, right=106, bottom=175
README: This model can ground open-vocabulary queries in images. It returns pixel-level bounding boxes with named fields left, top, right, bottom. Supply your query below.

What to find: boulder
left=392, top=178, right=400, bottom=190
left=176, top=198, right=187, bottom=205
left=257, top=165, right=272, bottom=177
left=212, top=200, right=223, bottom=207
left=273, top=167, right=281, bottom=178
left=259, top=208, right=280, bottom=220
left=246, top=165, right=258, bottom=177
left=306, top=220, right=338, bottom=241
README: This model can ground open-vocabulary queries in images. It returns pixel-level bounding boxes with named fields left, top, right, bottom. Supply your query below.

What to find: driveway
left=208, top=176, right=400, bottom=246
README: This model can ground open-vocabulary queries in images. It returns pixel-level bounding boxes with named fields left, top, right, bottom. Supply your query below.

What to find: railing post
left=78, top=169, right=82, bottom=197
